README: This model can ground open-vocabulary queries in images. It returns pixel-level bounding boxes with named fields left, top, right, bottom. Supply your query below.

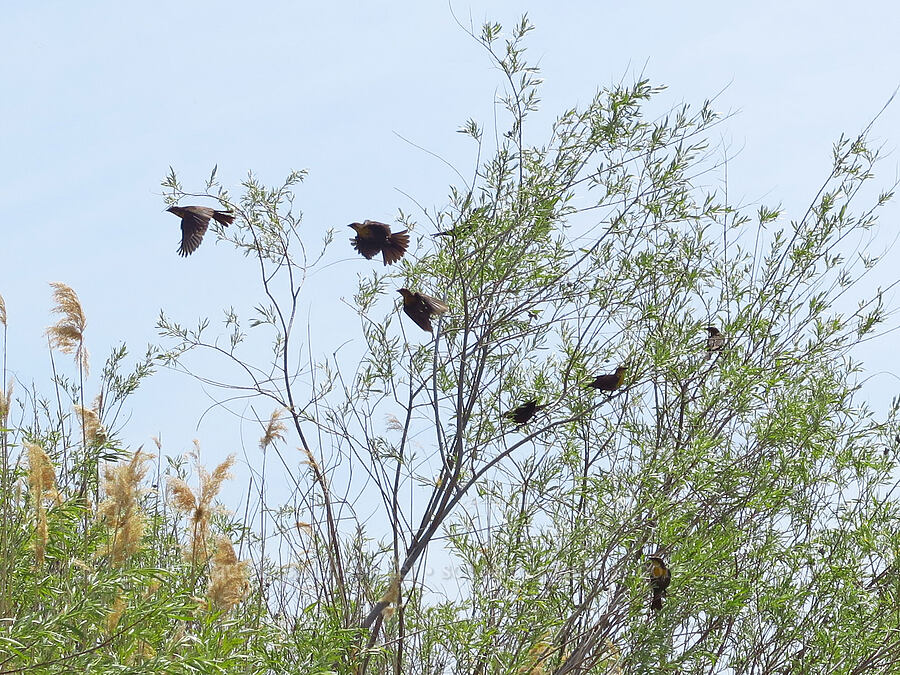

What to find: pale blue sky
left=2, top=1, right=898, bottom=480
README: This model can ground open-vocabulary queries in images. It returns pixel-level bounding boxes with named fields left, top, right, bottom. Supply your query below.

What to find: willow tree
left=159, top=17, right=899, bottom=674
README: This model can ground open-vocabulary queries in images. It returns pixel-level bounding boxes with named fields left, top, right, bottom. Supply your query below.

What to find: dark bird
left=585, top=365, right=627, bottom=391
left=435, top=221, right=477, bottom=238
left=349, top=220, right=410, bottom=265
left=648, top=556, right=671, bottom=611
left=397, top=288, right=449, bottom=333
left=503, top=400, right=547, bottom=425
left=705, top=326, right=725, bottom=359
left=167, top=205, right=235, bottom=257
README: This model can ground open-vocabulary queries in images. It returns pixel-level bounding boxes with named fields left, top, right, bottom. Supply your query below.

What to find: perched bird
left=435, top=221, right=476, bottom=238
left=705, top=326, right=725, bottom=359
left=585, top=365, right=627, bottom=391
left=167, top=206, right=235, bottom=256
left=648, top=556, right=671, bottom=611
left=397, top=288, right=449, bottom=333
left=348, top=220, right=410, bottom=265
left=503, top=400, right=547, bottom=425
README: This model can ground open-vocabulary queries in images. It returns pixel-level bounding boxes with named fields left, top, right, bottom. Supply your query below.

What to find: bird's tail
left=651, top=590, right=663, bottom=610
left=213, top=210, right=235, bottom=227
left=383, top=230, right=410, bottom=265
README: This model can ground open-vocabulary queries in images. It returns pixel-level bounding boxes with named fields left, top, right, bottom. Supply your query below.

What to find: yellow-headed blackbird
left=167, top=205, right=235, bottom=257
left=349, top=220, right=410, bottom=265
left=648, top=556, right=671, bottom=611
left=397, top=288, right=449, bottom=333
left=504, top=400, right=547, bottom=425
left=705, top=326, right=725, bottom=359
left=585, top=365, right=627, bottom=391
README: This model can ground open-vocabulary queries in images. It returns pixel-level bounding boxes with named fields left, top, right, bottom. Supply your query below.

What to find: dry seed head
left=259, top=408, right=288, bottom=450
left=207, top=537, right=250, bottom=612
left=0, top=292, right=6, bottom=327
left=25, top=441, right=55, bottom=498
left=98, top=451, right=151, bottom=564
left=0, top=379, right=12, bottom=425
left=168, top=478, right=198, bottom=514
left=24, top=440, right=54, bottom=566
left=169, top=451, right=235, bottom=566
left=199, top=454, right=235, bottom=511
left=143, top=580, right=161, bottom=600
left=75, top=404, right=106, bottom=445
left=34, top=512, right=48, bottom=567
left=46, top=282, right=89, bottom=375
left=518, top=631, right=553, bottom=675
left=106, top=594, right=127, bottom=634
left=380, top=575, right=401, bottom=608
left=300, top=445, right=321, bottom=475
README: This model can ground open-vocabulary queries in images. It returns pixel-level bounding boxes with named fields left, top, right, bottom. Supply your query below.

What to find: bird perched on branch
left=504, top=400, right=547, bottom=425
left=705, top=326, right=725, bottom=359
left=585, top=365, right=627, bottom=391
left=648, top=556, right=671, bottom=611
left=397, top=288, right=448, bottom=333
left=348, top=220, right=410, bottom=265
left=167, top=205, right=235, bottom=256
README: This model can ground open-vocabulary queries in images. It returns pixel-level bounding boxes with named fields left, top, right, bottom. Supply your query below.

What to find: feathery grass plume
left=97, top=450, right=151, bottom=564
left=168, top=451, right=235, bottom=564
left=25, top=441, right=55, bottom=565
left=0, top=291, right=6, bottom=327
left=0, top=379, right=12, bottom=426
left=46, top=282, right=89, bottom=375
left=206, top=537, right=250, bottom=613
left=106, top=594, right=126, bottom=634
left=74, top=404, right=106, bottom=445
left=259, top=407, right=288, bottom=450
left=518, top=632, right=553, bottom=675
left=379, top=575, right=401, bottom=613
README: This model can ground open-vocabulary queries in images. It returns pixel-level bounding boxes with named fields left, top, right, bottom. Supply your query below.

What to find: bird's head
left=348, top=222, right=362, bottom=233
left=397, top=288, right=413, bottom=301
left=648, top=556, right=667, bottom=571
left=706, top=325, right=720, bottom=335
left=615, top=365, right=627, bottom=376
left=166, top=205, right=183, bottom=216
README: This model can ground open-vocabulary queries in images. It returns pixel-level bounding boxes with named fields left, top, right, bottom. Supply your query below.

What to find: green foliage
left=4, top=15, right=900, bottom=675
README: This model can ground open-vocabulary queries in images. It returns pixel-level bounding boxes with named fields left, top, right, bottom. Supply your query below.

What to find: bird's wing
left=178, top=213, right=209, bottom=256
left=362, top=220, right=392, bottom=236
left=351, top=236, right=381, bottom=260
left=404, top=306, right=434, bottom=333
left=421, top=294, right=449, bottom=316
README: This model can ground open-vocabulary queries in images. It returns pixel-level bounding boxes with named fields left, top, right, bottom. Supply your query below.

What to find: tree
left=127, top=15, right=900, bottom=674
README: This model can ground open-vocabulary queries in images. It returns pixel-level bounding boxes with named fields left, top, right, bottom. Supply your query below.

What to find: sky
left=1, top=1, right=899, bottom=502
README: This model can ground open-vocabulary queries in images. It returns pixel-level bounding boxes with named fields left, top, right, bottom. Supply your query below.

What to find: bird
left=503, top=400, right=547, bottom=425
left=648, top=556, right=671, bottom=611
left=585, top=365, right=627, bottom=391
left=705, top=326, right=725, bottom=359
left=167, top=205, right=235, bottom=256
left=348, top=220, right=410, bottom=265
left=435, top=220, right=477, bottom=238
left=397, top=289, right=449, bottom=333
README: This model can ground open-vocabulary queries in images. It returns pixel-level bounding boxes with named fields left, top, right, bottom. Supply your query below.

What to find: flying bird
left=349, top=220, right=410, bottom=265
left=648, top=556, right=671, bottom=611
left=705, top=326, right=725, bottom=359
left=167, top=205, right=235, bottom=257
left=503, top=400, right=547, bottom=425
left=585, top=365, right=627, bottom=391
left=397, top=288, right=449, bottom=333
